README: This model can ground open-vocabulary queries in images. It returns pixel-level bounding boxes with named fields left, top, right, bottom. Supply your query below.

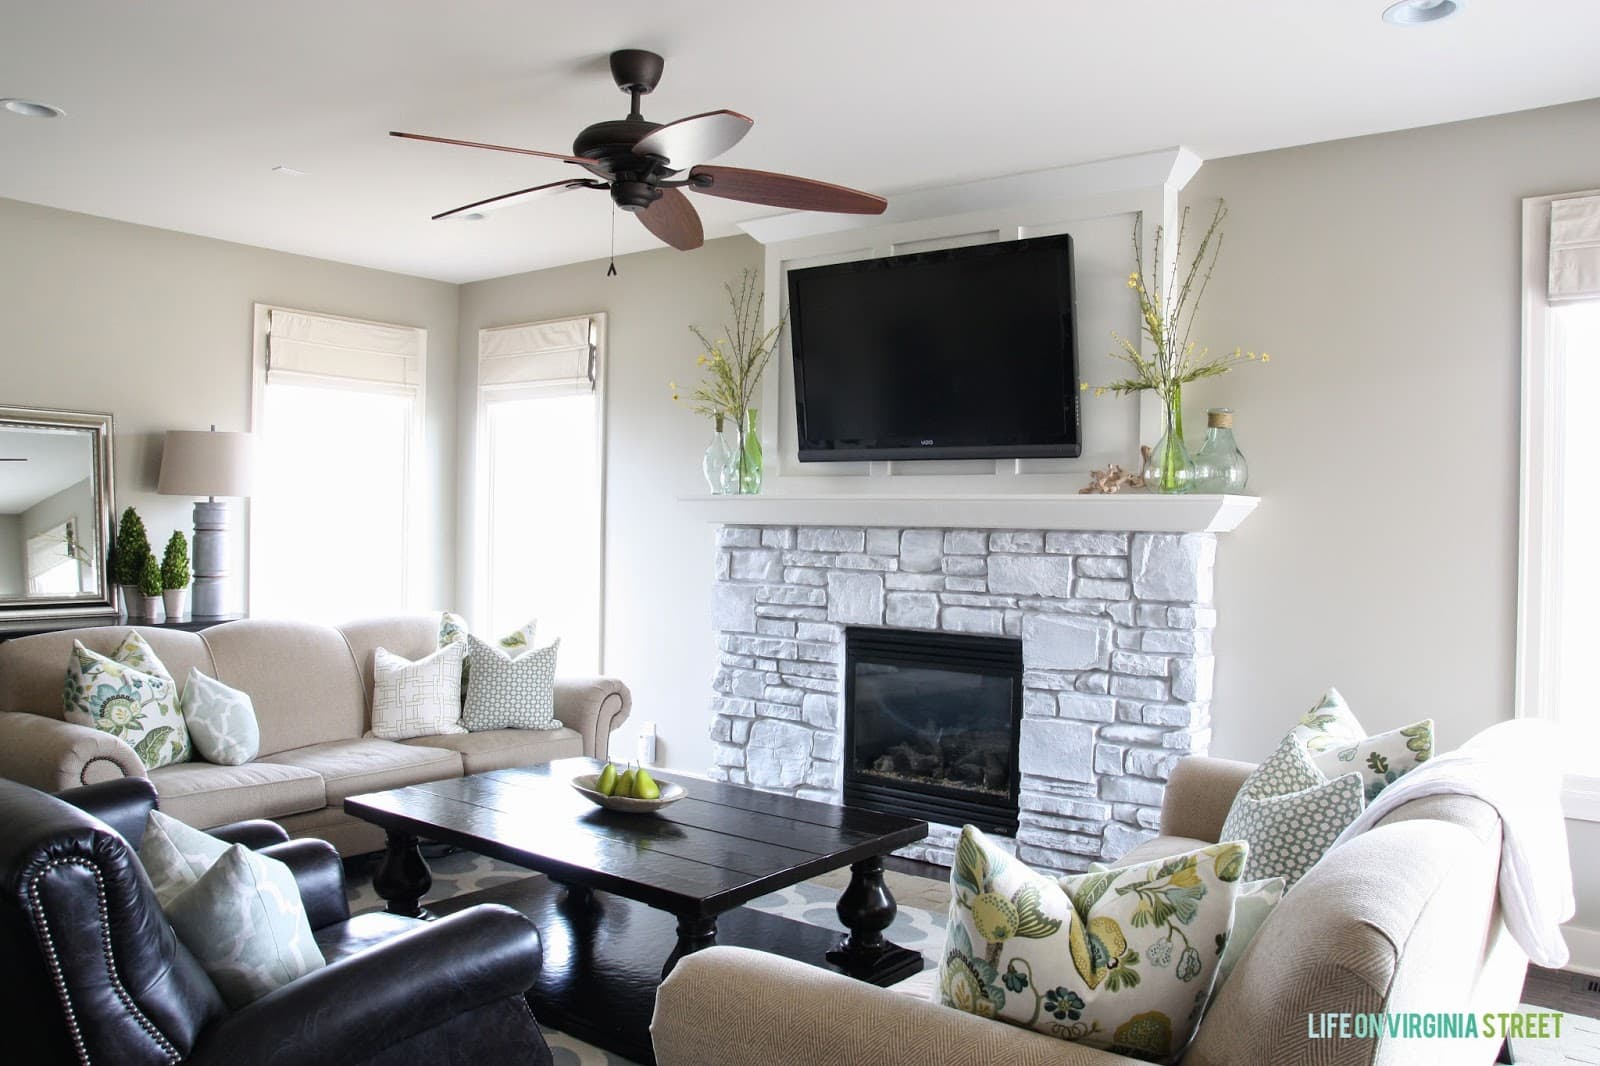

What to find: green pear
left=634, top=768, right=662, bottom=800
left=617, top=767, right=638, bottom=798
left=596, top=763, right=619, bottom=796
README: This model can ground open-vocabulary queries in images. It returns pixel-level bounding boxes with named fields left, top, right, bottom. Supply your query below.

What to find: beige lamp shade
left=157, top=430, right=255, bottom=498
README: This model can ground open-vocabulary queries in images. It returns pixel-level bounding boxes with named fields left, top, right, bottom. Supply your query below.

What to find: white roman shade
left=266, top=308, right=425, bottom=390
left=479, top=316, right=596, bottom=394
left=1550, top=194, right=1600, bottom=303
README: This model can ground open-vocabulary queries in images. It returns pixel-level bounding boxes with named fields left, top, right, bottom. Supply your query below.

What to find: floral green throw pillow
left=1289, top=687, right=1365, bottom=753
left=1309, top=719, right=1434, bottom=803
left=941, top=826, right=1249, bottom=1064
left=62, top=633, right=191, bottom=769
left=439, top=611, right=537, bottom=700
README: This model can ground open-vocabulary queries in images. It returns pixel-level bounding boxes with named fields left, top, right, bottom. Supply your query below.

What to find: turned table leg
left=662, top=915, right=719, bottom=979
left=373, top=830, right=432, bottom=919
left=827, top=856, right=897, bottom=968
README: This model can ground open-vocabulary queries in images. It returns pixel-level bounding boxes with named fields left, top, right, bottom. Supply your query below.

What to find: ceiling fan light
left=2, top=98, right=64, bottom=118
left=1382, top=0, right=1463, bottom=25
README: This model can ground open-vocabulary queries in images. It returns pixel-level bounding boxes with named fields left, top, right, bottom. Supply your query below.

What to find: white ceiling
left=0, top=429, right=94, bottom=513
left=3, top=1, right=1599, bottom=284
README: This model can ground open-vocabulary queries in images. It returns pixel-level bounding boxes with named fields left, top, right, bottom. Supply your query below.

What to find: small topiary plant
left=161, top=531, right=191, bottom=590
left=113, top=508, right=152, bottom=586
left=138, top=554, right=162, bottom=598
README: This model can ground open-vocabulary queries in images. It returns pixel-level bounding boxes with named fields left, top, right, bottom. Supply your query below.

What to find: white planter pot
left=139, top=595, right=165, bottom=625
left=120, top=585, right=143, bottom=621
left=162, top=588, right=190, bottom=624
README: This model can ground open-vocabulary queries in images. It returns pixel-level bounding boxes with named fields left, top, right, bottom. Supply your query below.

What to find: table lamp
left=157, top=427, right=254, bottom=620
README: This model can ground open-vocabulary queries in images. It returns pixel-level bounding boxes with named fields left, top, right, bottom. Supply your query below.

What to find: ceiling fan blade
left=689, top=166, right=887, bottom=215
left=635, top=188, right=704, bottom=251
left=632, top=110, right=753, bottom=171
left=390, top=131, right=591, bottom=166
left=432, top=179, right=592, bottom=221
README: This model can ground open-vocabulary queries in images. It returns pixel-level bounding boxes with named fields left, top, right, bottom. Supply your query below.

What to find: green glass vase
left=1142, top=386, right=1195, bottom=494
left=737, top=408, right=763, bottom=494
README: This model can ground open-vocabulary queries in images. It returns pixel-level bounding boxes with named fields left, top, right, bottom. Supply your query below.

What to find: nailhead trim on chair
left=26, top=856, right=181, bottom=1065
left=77, top=756, right=129, bottom=787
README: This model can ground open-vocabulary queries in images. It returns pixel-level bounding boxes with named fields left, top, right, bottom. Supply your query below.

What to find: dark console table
left=345, top=757, right=930, bottom=1064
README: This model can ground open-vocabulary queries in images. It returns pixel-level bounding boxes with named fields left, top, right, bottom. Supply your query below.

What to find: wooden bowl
left=571, top=772, right=687, bottom=813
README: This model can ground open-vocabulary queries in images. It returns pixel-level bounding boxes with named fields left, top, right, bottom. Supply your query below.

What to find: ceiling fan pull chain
left=607, top=202, right=618, bottom=277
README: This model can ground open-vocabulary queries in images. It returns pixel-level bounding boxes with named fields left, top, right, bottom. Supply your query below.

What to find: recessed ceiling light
left=1382, top=0, right=1463, bottom=25
left=1, top=98, right=64, bottom=118
left=271, top=165, right=307, bottom=177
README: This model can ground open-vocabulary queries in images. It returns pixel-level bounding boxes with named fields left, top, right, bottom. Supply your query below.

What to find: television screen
left=787, top=235, right=1079, bottom=462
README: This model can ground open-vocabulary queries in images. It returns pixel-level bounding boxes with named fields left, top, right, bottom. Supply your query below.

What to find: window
left=1518, top=191, right=1600, bottom=811
left=27, top=519, right=82, bottom=596
left=476, top=316, right=605, bottom=673
left=251, top=307, right=426, bottom=624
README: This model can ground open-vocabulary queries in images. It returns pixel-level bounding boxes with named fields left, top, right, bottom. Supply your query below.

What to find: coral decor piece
left=1079, top=449, right=1151, bottom=494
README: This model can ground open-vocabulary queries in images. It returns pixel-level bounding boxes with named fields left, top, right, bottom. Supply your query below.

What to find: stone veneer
left=706, top=524, right=1218, bottom=875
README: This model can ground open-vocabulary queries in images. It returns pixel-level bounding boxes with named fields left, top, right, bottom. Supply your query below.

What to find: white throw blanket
left=1328, top=718, right=1575, bottom=968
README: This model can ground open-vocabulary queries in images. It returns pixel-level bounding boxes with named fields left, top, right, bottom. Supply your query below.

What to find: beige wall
left=0, top=197, right=460, bottom=611
left=1180, top=97, right=1600, bottom=939
left=457, top=236, right=764, bottom=771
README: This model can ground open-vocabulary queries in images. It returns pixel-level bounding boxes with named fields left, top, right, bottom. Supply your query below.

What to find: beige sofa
left=653, top=755, right=1529, bottom=1065
left=0, top=615, right=631, bottom=855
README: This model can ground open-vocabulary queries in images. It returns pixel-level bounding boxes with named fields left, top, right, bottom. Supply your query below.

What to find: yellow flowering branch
left=1082, top=201, right=1269, bottom=402
left=671, top=268, right=787, bottom=422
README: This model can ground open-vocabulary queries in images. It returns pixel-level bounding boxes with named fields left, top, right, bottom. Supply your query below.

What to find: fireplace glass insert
left=843, top=626, right=1022, bottom=834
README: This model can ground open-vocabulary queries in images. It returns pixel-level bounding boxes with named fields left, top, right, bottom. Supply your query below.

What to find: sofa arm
left=0, top=710, right=146, bottom=792
left=186, top=904, right=542, bottom=1066
left=652, top=947, right=1129, bottom=1065
left=1159, top=755, right=1254, bottom=842
left=552, top=677, right=631, bottom=761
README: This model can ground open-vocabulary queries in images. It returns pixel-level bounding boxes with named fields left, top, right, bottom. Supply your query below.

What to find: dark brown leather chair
left=0, top=776, right=552, bottom=1065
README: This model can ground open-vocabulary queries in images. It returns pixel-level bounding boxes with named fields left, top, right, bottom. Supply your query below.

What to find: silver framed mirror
left=0, top=405, right=118, bottom=631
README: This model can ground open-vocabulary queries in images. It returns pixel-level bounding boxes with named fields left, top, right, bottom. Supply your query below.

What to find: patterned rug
left=345, top=851, right=1599, bottom=1065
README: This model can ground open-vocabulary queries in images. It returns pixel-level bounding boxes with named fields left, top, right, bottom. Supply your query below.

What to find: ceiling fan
left=391, top=49, right=887, bottom=251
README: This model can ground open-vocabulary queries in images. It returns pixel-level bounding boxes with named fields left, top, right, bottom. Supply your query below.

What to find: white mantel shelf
left=681, top=493, right=1258, bottom=534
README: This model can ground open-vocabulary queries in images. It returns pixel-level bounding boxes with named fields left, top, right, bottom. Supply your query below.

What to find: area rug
left=345, top=851, right=1600, bottom=1066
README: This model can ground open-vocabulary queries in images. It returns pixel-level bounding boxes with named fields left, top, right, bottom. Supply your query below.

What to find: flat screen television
left=787, top=235, right=1079, bottom=462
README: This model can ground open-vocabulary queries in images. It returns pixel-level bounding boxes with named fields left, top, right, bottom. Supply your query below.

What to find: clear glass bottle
left=1194, top=408, right=1249, bottom=493
left=1142, top=385, right=1196, bottom=494
left=702, top=413, right=736, bottom=494
left=737, top=408, right=763, bottom=495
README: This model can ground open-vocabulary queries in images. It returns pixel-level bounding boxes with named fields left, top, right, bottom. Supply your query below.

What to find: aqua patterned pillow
left=439, top=611, right=537, bottom=700
left=164, top=843, right=325, bottom=1007
left=1219, top=733, right=1365, bottom=886
left=138, top=809, right=231, bottom=908
left=181, top=670, right=260, bottom=766
left=941, top=826, right=1248, bottom=1064
left=62, top=633, right=191, bottom=769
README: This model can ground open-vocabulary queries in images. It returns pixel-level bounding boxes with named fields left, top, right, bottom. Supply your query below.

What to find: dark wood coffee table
left=345, top=757, right=929, bottom=1064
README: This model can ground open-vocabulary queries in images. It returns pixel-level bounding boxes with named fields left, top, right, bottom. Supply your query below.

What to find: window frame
left=472, top=312, right=609, bottom=671
left=248, top=303, right=429, bottom=617
left=1516, top=190, right=1600, bottom=820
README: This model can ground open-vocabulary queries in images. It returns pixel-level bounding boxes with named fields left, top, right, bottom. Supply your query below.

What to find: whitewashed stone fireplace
left=700, top=497, right=1253, bottom=876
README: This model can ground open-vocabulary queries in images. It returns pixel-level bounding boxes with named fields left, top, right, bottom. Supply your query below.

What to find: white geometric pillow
left=62, top=633, right=191, bottom=769
left=439, top=611, right=537, bottom=701
left=138, top=809, right=231, bottom=909
left=942, top=826, right=1248, bottom=1064
left=461, top=633, right=560, bottom=731
left=181, top=670, right=260, bottom=766
left=163, top=843, right=325, bottom=1007
left=1218, top=733, right=1365, bottom=887
left=371, top=642, right=467, bottom=741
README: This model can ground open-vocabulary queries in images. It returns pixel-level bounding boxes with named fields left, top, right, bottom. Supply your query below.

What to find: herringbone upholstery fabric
left=652, top=946, right=1129, bottom=1065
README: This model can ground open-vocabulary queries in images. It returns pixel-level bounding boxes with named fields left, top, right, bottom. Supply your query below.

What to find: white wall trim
left=1561, top=923, right=1600, bottom=977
